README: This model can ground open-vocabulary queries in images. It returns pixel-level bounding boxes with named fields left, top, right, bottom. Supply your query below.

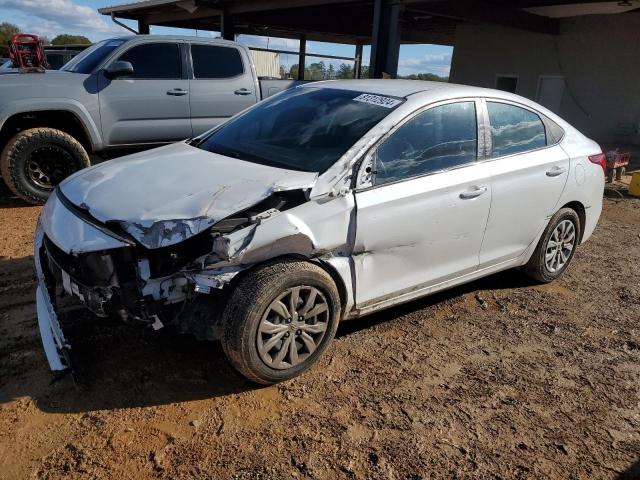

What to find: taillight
left=589, top=153, right=607, bottom=173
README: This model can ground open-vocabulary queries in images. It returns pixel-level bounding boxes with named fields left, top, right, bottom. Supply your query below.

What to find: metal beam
left=221, top=8, right=235, bottom=40
left=142, top=6, right=222, bottom=24
left=298, top=34, right=307, bottom=80
left=407, top=0, right=556, bottom=33
left=354, top=41, right=363, bottom=79
left=370, top=0, right=402, bottom=79
left=225, top=0, right=359, bottom=15
left=249, top=46, right=354, bottom=61
left=138, top=19, right=151, bottom=34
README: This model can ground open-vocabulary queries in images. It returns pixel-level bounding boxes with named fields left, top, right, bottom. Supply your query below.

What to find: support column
left=138, top=20, right=150, bottom=35
left=221, top=10, right=235, bottom=40
left=369, top=0, right=402, bottom=79
left=354, top=41, right=363, bottom=79
left=297, top=34, right=307, bottom=80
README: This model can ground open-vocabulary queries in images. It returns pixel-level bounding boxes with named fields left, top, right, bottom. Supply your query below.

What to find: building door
left=536, top=76, right=565, bottom=114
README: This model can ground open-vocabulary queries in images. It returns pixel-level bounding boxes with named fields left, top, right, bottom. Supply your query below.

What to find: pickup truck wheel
left=1, top=128, right=90, bottom=205
left=221, top=260, right=341, bottom=385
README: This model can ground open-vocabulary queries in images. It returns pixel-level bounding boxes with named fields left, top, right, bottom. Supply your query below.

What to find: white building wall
left=449, top=13, right=640, bottom=144
left=249, top=50, right=281, bottom=78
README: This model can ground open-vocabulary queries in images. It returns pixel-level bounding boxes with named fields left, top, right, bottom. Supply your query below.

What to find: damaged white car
left=35, top=80, right=604, bottom=384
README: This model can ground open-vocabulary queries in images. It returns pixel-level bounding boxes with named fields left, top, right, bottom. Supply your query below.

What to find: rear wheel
left=221, top=260, right=341, bottom=384
left=524, top=208, right=580, bottom=283
left=0, top=128, right=90, bottom=205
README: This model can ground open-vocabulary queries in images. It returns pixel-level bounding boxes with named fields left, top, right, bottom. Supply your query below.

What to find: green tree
left=289, top=64, right=300, bottom=79
left=327, top=63, right=335, bottom=79
left=307, top=61, right=326, bottom=80
left=0, top=22, right=20, bottom=56
left=336, top=63, right=354, bottom=79
left=51, top=34, right=91, bottom=45
left=400, top=72, right=449, bottom=82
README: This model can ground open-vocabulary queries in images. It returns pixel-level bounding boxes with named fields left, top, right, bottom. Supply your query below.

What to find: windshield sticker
left=353, top=93, right=402, bottom=108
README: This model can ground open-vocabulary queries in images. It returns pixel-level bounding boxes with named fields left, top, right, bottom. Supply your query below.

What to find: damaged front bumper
left=33, top=191, right=243, bottom=372
left=34, top=224, right=70, bottom=371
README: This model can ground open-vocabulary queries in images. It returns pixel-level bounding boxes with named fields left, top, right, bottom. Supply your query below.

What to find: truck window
left=191, top=44, right=244, bottom=79
left=46, top=53, right=65, bottom=70
left=117, top=43, right=181, bottom=79
left=62, top=39, right=125, bottom=74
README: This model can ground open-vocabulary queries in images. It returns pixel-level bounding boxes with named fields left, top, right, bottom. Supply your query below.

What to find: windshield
left=197, top=87, right=404, bottom=173
left=62, top=39, right=126, bottom=73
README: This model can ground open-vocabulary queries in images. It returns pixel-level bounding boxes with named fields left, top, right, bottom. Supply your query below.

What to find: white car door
left=479, top=100, right=570, bottom=267
left=353, top=100, right=493, bottom=309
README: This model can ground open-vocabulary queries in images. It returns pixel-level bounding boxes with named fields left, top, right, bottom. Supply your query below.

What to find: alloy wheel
left=26, top=146, right=76, bottom=189
left=545, top=219, right=576, bottom=273
left=257, top=286, right=329, bottom=370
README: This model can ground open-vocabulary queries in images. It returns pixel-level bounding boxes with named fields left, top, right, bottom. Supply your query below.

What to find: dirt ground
left=0, top=180, right=639, bottom=480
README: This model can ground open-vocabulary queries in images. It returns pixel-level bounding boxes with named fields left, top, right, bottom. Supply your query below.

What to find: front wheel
left=524, top=208, right=580, bottom=283
left=221, top=260, right=341, bottom=384
left=0, top=128, right=90, bottom=205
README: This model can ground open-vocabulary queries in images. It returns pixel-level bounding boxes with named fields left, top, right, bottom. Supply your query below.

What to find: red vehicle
left=8, top=34, right=46, bottom=71
left=605, top=149, right=631, bottom=182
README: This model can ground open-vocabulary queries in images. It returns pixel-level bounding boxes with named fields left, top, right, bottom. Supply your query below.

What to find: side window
left=191, top=45, right=244, bottom=79
left=487, top=102, right=546, bottom=157
left=375, top=101, right=477, bottom=185
left=116, top=43, right=181, bottom=79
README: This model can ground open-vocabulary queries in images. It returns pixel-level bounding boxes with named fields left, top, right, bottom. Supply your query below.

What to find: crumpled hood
left=59, top=142, right=318, bottom=249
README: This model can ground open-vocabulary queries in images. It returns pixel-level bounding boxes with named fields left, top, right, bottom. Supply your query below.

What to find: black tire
left=0, top=128, right=90, bottom=205
left=524, top=208, right=580, bottom=283
left=221, top=259, right=341, bottom=384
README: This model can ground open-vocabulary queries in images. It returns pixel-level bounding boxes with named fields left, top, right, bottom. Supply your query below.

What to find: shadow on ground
left=0, top=251, right=536, bottom=414
left=0, top=180, right=30, bottom=208
left=619, top=459, right=640, bottom=480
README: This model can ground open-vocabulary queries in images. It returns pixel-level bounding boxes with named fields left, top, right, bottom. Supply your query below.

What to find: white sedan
left=35, top=80, right=604, bottom=384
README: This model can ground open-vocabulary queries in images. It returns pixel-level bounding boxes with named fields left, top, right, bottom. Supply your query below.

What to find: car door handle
left=459, top=186, right=488, bottom=199
left=167, top=88, right=188, bottom=96
left=234, top=88, right=252, bottom=95
left=546, top=166, right=567, bottom=177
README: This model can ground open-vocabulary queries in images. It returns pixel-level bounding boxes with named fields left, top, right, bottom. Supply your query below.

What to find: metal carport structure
left=98, top=0, right=587, bottom=79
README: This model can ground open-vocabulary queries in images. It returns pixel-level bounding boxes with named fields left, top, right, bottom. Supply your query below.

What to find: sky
left=0, top=0, right=454, bottom=77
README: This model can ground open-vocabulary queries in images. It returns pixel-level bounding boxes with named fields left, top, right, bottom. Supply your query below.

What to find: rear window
left=191, top=44, right=244, bottom=79
left=487, top=102, right=546, bottom=157
left=198, top=88, right=403, bottom=173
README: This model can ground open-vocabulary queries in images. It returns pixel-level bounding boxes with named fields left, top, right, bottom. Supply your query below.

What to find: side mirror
left=105, top=60, right=133, bottom=79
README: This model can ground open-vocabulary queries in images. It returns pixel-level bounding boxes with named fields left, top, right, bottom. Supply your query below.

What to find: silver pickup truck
left=0, top=35, right=300, bottom=204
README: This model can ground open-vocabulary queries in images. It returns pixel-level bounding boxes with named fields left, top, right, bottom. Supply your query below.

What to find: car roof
left=106, top=34, right=242, bottom=48
left=304, top=79, right=452, bottom=98
left=306, top=79, right=535, bottom=102
left=304, top=79, right=560, bottom=117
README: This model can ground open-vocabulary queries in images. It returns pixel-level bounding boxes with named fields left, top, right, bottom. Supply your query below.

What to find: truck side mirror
left=105, top=60, right=133, bottom=79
